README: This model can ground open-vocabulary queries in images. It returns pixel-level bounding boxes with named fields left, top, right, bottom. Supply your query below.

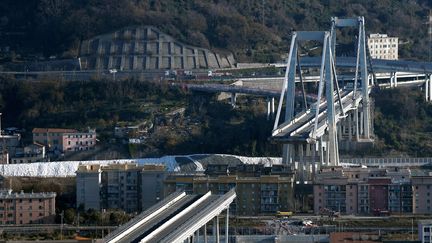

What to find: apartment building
left=367, top=33, right=398, bottom=60
left=76, top=163, right=166, bottom=213
left=412, top=173, right=432, bottom=214
left=32, top=128, right=96, bottom=152
left=76, top=164, right=102, bottom=210
left=10, top=142, right=46, bottom=164
left=0, top=133, right=21, bottom=163
left=164, top=164, right=294, bottom=215
left=0, top=189, right=56, bottom=225
left=419, top=220, right=432, bottom=243
left=314, top=167, right=412, bottom=215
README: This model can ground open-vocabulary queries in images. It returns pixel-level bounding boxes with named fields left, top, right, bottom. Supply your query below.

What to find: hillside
left=0, top=78, right=431, bottom=158
left=0, top=0, right=430, bottom=62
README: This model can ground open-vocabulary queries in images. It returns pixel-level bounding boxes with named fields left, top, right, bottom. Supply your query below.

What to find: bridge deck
left=118, top=195, right=199, bottom=243
left=271, top=89, right=362, bottom=142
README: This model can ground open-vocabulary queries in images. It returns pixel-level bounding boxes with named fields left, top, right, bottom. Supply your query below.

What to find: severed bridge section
left=270, top=16, right=432, bottom=183
left=101, top=190, right=236, bottom=243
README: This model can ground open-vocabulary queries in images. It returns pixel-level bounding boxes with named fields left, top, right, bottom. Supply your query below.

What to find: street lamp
left=109, top=69, right=118, bottom=81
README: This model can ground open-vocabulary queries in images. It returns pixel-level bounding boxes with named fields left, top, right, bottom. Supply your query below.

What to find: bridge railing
left=340, top=157, right=432, bottom=165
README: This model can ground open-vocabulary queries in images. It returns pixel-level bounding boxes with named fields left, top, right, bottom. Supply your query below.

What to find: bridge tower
left=273, top=31, right=343, bottom=180
left=330, top=16, right=372, bottom=142
left=272, top=17, right=374, bottom=183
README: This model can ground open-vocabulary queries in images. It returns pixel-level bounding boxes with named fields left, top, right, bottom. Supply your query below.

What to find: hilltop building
left=367, top=33, right=398, bottom=60
left=32, top=128, right=96, bottom=153
left=10, top=142, right=46, bottom=164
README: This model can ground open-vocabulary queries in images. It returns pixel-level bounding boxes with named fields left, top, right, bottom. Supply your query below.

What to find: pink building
left=32, top=128, right=96, bottom=152
left=314, top=167, right=411, bottom=215
left=0, top=189, right=56, bottom=225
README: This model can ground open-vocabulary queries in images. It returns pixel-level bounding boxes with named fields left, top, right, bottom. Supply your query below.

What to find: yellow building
left=164, top=164, right=294, bottom=216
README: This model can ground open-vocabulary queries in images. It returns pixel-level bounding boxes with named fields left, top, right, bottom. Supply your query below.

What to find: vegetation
left=0, top=0, right=431, bottom=62
left=372, top=87, right=432, bottom=156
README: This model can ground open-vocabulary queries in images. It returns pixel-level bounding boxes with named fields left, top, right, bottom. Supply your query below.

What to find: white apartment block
left=367, top=33, right=398, bottom=60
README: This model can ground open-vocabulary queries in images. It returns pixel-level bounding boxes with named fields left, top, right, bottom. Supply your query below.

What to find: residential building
left=0, top=133, right=21, bottom=163
left=164, top=164, right=294, bottom=215
left=141, top=164, right=166, bottom=210
left=76, top=163, right=166, bottom=213
left=76, top=164, right=102, bottom=210
left=10, top=142, right=46, bottom=164
left=412, top=174, right=432, bottom=214
left=314, top=167, right=412, bottom=215
left=419, top=220, right=432, bottom=243
left=0, top=189, right=56, bottom=225
left=367, top=33, right=398, bottom=60
left=330, top=232, right=382, bottom=243
left=102, top=163, right=142, bottom=213
left=62, top=129, right=97, bottom=152
left=32, top=128, right=96, bottom=152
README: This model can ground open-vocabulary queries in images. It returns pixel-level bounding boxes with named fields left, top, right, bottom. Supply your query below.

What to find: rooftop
left=32, top=128, right=77, bottom=134
left=0, top=189, right=56, bottom=199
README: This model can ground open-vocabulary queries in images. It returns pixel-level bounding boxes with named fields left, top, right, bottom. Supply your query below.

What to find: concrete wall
left=79, top=26, right=235, bottom=70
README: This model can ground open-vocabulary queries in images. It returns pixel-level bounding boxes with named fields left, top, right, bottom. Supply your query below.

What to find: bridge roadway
left=103, top=189, right=236, bottom=243
left=271, top=89, right=362, bottom=143
left=141, top=194, right=220, bottom=242
left=232, top=57, right=432, bottom=73
left=117, top=194, right=199, bottom=243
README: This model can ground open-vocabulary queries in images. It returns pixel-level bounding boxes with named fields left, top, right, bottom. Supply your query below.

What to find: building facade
left=314, top=167, right=412, bottom=215
left=0, top=189, right=56, bottom=225
left=10, top=143, right=46, bottom=164
left=32, top=128, right=96, bottom=152
left=76, top=164, right=102, bottom=210
left=412, top=175, right=432, bottom=214
left=76, top=163, right=166, bottom=213
left=164, top=164, right=294, bottom=216
left=367, top=33, right=398, bottom=60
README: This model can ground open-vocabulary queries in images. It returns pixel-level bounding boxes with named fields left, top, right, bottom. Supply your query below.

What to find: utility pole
left=60, top=210, right=64, bottom=240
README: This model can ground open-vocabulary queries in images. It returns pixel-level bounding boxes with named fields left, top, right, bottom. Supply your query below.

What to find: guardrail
left=341, top=157, right=432, bottom=165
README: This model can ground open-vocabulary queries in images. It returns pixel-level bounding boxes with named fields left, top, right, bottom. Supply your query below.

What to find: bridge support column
left=348, top=113, right=353, bottom=141
left=282, top=144, right=295, bottom=170
left=354, top=109, right=360, bottom=141
left=427, top=74, right=432, bottom=103
left=230, top=93, right=237, bottom=108
left=225, top=208, right=229, bottom=243
left=429, top=74, right=432, bottom=102
left=271, top=97, right=275, bottom=117
left=266, top=97, right=271, bottom=120
left=319, top=138, right=324, bottom=167
left=298, top=144, right=304, bottom=183
left=305, top=144, right=311, bottom=181
left=312, top=144, right=317, bottom=177
left=215, top=216, right=220, bottom=243
left=204, top=223, right=208, bottom=243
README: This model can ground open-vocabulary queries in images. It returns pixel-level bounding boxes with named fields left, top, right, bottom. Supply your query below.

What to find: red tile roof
left=32, top=128, right=77, bottom=134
